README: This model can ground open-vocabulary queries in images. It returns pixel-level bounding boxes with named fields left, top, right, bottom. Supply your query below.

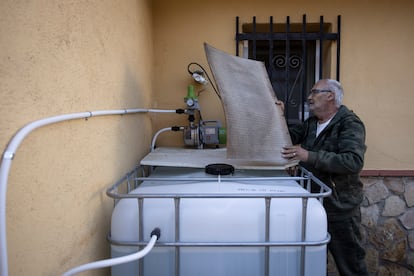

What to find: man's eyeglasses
left=309, top=89, right=332, bottom=95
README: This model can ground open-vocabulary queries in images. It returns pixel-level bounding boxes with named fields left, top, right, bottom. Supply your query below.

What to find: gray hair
left=323, top=79, right=343, bottom=107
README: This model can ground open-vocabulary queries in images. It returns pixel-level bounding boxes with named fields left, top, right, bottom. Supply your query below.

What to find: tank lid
left=205, top=163, right=235, bottom=175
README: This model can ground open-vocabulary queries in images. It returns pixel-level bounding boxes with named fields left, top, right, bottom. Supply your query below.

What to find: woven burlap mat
left=205, top=43, right=296, bottom=167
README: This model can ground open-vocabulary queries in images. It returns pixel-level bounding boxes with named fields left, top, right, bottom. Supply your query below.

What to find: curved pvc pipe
left=0, top=108, right=176, bottom=276
left=151, top=126, right=184, bottom=151
left=61, top=233, right=158, bottom=276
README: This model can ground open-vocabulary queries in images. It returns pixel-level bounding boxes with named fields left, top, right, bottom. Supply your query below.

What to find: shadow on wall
left=115, top=64, right=153, bottom=163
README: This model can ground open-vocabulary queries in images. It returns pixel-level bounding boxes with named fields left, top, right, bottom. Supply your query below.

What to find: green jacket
left=289, top=105, right=367, bottom=221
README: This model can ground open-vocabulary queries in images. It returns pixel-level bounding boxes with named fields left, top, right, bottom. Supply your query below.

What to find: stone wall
left=328, top=176, right=414, bottom=275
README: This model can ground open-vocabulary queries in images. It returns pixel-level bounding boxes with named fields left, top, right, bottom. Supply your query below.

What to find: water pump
left=183, top=85, right=225, bottom=148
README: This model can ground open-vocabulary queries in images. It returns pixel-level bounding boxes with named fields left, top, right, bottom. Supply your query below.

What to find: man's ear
left=327, top=92, right=335, bottom=101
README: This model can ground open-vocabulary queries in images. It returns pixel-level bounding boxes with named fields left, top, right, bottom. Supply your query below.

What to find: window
left=235, top=15, right=341, bottom=125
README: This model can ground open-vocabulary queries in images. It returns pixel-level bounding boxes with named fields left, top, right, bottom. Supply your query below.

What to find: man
left=279, top=79, right=368, bottom=275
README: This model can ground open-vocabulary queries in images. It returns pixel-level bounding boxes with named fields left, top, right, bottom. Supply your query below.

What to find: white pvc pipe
left=151, top=126, right=184, bottom=151
left=61, top=234, right=158, bottom=276
left=147, top=109, right=178, bottom=113
left=0, top=108, right=176, bottom=276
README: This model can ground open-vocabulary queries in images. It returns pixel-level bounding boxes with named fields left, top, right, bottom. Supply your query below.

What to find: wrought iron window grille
left=235, top=15, right=341, bottom=125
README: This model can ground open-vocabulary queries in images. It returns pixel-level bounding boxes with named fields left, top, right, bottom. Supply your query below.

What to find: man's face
left=307, top=81, right=333, bottom=113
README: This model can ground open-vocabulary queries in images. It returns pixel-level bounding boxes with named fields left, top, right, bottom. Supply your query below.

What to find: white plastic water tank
left=110, top=167, right=328, bottom=276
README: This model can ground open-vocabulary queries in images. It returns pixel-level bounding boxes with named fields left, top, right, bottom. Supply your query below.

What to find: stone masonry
left=328, top=176, right=414, bottom=275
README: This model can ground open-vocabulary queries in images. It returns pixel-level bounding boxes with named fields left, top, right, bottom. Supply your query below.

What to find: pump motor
left=183, top=120, right=225, bottom=148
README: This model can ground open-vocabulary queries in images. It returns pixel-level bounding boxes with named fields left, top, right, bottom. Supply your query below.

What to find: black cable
left=187, top=62, right=221, bottom=100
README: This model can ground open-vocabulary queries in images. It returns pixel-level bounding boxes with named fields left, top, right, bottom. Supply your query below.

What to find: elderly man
left=280, top=79, right=368, bottom=275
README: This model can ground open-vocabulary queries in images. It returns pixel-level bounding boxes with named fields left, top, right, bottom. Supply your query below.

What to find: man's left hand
left=281, top=145, right=308, bottom=162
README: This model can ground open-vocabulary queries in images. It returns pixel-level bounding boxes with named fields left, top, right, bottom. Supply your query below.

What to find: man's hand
left=281, top=145, right=309, bottom=162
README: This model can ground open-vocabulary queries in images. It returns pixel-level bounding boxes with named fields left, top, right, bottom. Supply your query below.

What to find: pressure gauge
left=186, top=98, right=194, bottom=107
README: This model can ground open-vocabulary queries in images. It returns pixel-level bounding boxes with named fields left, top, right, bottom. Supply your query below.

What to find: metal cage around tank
left=106, top=165, right=331, bottom=276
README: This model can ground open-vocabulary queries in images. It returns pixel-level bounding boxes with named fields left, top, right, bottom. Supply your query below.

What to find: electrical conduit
left=0, top=108, right=175, bottom=276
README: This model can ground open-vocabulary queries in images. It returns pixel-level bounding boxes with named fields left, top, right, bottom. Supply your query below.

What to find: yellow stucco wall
left=152, top=0, right=414, bottom=170
left=0, top=0, right=153, bottom=275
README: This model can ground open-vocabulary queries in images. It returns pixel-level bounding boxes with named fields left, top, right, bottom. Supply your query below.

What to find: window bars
left=235, top=15, right=341, bottom=124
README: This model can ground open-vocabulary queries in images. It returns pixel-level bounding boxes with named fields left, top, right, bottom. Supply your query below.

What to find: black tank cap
left=205, top=163, right=235, bottom=175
